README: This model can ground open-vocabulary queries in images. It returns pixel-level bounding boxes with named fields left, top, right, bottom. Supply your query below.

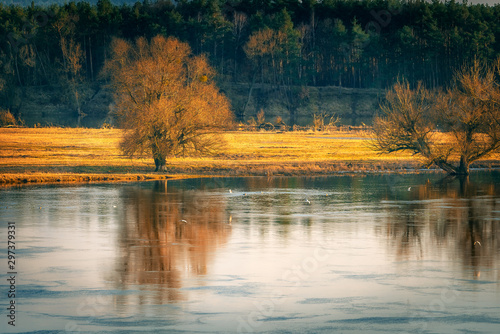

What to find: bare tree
left=435, top=60, right=500, bottom=174
left=54, top=14, right=85, bottom=126
left=311, top=110, right=341, bottom=131
left=103, top=36, right=233, bottom=171
left=60, top=37, right=84, bottom=126
left=372, top=59, right=500, bottom=175
left=232, top=11, right=247, bottom=80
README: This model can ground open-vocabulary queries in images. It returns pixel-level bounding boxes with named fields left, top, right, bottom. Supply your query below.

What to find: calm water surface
left=1, top=172, right=500, bottom=333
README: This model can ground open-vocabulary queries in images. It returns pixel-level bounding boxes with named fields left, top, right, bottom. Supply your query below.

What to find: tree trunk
left=154, top=156, right=166, bottom=172
left=241, top=72, right=257, bottom=121
left=75, top=87, right=82, bottom=127
left=434, top=159, right=459, bottom=175
left=435, top=156, right=469, bottom=176
left=151, top=143, right=167, bottom=172
left=89, top=36, right=94, bottom=81
left=152, top=144, right=167, bottom=172
left=456, top=155, right=470, bottom=176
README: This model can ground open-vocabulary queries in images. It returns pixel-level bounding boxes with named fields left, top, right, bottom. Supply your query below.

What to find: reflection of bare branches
left=110, top=181, right=231, bottom=306
left=385, top=204, right=424, bottom=261
left=456, top=197, right=499, bottom=279
left=383, top=177, right=500, bottom=279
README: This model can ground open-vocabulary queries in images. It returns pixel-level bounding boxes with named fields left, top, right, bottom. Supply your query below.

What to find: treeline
left=0, top=1, right=137, bottom=5
left=1, top=0, right=500, bottom=116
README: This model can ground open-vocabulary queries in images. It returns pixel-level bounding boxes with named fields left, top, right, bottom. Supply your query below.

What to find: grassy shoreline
left=1, top=128, right=500, bottom=186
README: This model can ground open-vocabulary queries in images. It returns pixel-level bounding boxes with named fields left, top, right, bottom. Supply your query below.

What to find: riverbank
left=1, top=128, right=499, bottom=185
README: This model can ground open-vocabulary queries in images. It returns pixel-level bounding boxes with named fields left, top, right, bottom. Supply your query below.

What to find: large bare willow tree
left=104, top=35, right=233, bottom=171
left=372, top=59, right=500, bottom=175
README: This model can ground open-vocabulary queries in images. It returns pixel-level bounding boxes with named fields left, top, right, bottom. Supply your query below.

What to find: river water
left=1, top=172, right=499, bottom=333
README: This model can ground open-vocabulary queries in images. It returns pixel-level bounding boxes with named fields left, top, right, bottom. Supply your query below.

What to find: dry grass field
left=1, top=127, right=499, bottom=185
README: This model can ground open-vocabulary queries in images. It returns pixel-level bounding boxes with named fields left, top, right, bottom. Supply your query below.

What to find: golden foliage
left=0, top=109, right=16, bottom=127
left=103, top=35, right=233, bottom=171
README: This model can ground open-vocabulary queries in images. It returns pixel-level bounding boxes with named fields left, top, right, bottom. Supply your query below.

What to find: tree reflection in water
left=105, top=174, right=498, bottom=309
left=383, top=176, right=500, bottom=281
left=110, top=181, right=231, bottom=306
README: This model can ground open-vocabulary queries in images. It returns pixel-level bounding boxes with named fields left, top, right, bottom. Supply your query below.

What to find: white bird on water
left=305, top=198, right=311, bottom=205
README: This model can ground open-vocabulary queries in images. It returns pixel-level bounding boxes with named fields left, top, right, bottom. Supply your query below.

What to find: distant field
left=1, top=128, right=499, bottom=184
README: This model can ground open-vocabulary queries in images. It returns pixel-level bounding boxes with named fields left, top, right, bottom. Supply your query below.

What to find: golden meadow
left=1, top=128, right=499, bottom=185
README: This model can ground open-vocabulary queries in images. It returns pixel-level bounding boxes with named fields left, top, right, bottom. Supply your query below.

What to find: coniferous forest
left=1, top=0, right=499, bottom=124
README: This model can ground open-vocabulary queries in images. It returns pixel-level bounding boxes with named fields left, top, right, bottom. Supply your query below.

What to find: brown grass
left=1, top=127, right=499, bottom=185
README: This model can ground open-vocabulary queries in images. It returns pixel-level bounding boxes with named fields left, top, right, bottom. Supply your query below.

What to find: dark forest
left=1, top=0, right=499, bottom=123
